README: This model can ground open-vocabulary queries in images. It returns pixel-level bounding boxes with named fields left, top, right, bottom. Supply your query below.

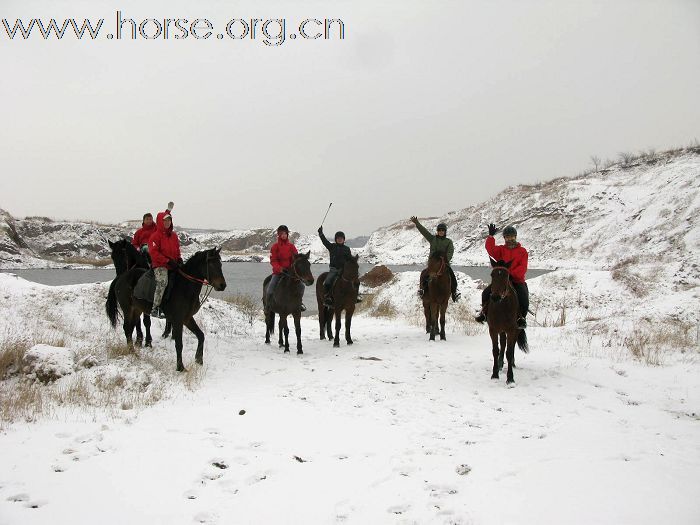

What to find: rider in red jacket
left=266, top=225, right=305, bottom=312
left=131, top=213, right=156, bottom=250
left=475, top=224, right=529, bottom=328
left=148, top=202, right=180, bottom=318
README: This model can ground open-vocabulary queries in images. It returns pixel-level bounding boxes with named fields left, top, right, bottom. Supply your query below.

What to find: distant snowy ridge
left=362, top=148, right=700, bottom=280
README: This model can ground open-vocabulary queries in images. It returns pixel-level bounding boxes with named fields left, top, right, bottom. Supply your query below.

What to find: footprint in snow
left=387, top=503, right=411, bottom=515
left=193, top=511, right=218, bottom=523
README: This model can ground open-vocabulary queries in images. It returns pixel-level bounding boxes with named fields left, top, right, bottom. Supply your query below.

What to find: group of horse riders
left=130, top=203, right=530, bottom=328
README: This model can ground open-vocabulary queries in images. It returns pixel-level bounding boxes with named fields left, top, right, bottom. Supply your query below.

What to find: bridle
left=490, top=265, right=513, bottom=302
left=177, top=252, right=219, bottom=307
left=428, top=255, right=446, bottom=280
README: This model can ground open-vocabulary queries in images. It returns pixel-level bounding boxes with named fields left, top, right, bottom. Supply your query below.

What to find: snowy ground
left=1, top=274, right=699, bottom=524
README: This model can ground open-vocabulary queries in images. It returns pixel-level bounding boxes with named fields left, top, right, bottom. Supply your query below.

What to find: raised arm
left=318, top=227, right=333, bottom=250
left=410, top=216, right=434, bottom=243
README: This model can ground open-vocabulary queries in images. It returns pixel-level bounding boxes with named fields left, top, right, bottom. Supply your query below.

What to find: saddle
left=133, top=269, right=175, bottom=304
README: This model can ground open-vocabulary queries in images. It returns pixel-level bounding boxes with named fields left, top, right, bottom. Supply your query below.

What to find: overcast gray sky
left=1, top=0, right=698, bottom=235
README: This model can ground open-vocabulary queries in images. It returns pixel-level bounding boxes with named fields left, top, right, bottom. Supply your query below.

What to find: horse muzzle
left=212, top=278, right=227, bottom=291
left=304, top=278, right=314, bottom=286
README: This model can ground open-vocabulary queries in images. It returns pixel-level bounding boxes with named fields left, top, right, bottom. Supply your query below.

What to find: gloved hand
left=410, top=216, right=418, bottom=224
left=488, top=223, right=497, bottom=236
left=318, top=226, right=323, bottom=234
left=167, top=258, right=178, bottom=270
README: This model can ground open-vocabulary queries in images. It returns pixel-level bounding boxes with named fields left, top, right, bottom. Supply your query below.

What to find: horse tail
left=517, top=329, right=529, bottom=353
left=106, top=278, right=120, bottom=328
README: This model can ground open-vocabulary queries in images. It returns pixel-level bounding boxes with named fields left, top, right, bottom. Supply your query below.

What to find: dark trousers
left=482, top=281, right=528, bottom=317
left=324, top=267, right=340, bottom=294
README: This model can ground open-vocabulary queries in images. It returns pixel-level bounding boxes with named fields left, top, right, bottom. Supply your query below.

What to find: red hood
left=155, top=210, right=173, bottom=235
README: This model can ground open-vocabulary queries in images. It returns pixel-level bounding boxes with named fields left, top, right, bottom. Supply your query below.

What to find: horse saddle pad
left=133, top=270, right=174, bottom=304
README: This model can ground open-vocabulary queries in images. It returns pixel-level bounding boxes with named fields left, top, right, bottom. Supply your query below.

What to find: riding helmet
left=503, top=225, right=517, bottom=237
left=335, top=231, right=346, bottom=240
left=436, top=223, right=447, bottom=233
left=277, top=225, right=289, bottom=233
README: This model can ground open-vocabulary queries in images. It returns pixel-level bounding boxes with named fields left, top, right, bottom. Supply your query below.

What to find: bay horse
left=262, top=252, right=314, bottom=354
left=422, top=251, right=451, bottom=341
left=108, top=239, right=153, bottom=347
left=486, top=259, right=528, bottom=385
left=316, top=254, right=360, bottom=347
left=106, top=248, right=226, bottom=371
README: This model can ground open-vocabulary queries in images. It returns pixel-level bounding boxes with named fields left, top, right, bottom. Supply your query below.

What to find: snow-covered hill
left=362, top=148, right=700, bottom=279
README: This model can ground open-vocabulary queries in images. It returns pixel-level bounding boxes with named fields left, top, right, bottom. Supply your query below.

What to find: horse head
left=427, top=251, right=447, bottom=280
left=109, top=238, right=131, bottom=275
left=341, top=254, right=360, bottom=282
left=490, top=259, right=512, bottom=302
left=292, top=251, right=314, bottom=286
left=184, top=247, right=227, bottom=291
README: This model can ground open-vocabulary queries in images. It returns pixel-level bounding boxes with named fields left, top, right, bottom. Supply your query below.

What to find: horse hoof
left=491, top=374, right=499, bottom=380
left=135, top=340, right=143, bottom=348
left=333, top=343, right=340, bottom=348
left=297, top=350, right=303, bottom=355
left=195, top=358, right=203, bottom=365
left=440, top=336, right=446, bottom=341
left=346, top=340, right=353, bottom=345
left=284, top=349, right=290, bottom=354
left=177, top=366, right=186, bottom=373
left=506, top=380, right=516, bottom=387
left=144, top=341, right=152, bottom=348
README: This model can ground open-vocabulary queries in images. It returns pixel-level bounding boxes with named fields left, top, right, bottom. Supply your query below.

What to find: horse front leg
left=345, top=308, right=354, bottom=345
left=498, top=332, right=506, bottom=371
left=283, top=317, right=290, bottom=353
left=143, top=314, right=152, bottom=347
left=439, top=303, right=447, bottom=341
left=278, top=316, right=284, bottom=348
left=265, top=311, right=273, bottom=345
left=490, top=329, right=500, bottom=380
left=506, top=331, right=517, bottom=385
left=333, top=308, right=342, bottom=348
left=318, top=305, right=326, bottom=340
left=423, top=303, right=430, bottom=333
left=293, top=311, right=303, bottom=355
left=185, top=318, right=205, bottom=365
left=172, top=322, right=185, bottom=372
left=429, top=303, right=437, bottom=341
left=325, top=310, right=333, bottom=340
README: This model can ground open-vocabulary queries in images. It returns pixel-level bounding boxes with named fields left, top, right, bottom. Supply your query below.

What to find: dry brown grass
left=106, top=341, right=137, bottom=359
left=0, top=381, right=45, bottom=425
left=223, top=293, right=261, bottom=325
left=0, top=331, right=66, bottom=379
left=372, top=299, right=398, bottom=319
left=448, top=302, right=484, bottom=336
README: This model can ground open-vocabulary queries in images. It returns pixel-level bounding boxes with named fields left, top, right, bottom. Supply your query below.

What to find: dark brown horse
left=263, top=252, right=314, bottom=354
left=106, top=248, right=226, bottom=371
left=486, top=259, right=528, bottom=385
left=316, top=254, right=360, bottom=347
left=422, top=251, right=451, bottom=341
left=108, top=239, right=153, bottom=347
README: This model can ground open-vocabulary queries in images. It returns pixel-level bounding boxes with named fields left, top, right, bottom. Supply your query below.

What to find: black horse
left=108, top=239, right=154, bottom=347
left=316, top=254, right=360, bottom=347
left=263, top=252, right=314, bottom=354
left=106, top=248, right=226, bottom=371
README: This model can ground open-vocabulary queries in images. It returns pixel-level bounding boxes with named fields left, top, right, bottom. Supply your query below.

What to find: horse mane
left=184, top=249, right=213, bottom=270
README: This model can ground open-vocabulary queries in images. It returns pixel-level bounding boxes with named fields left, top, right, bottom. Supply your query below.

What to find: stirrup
left=474, top=311, right=486, bottom=324
left=300, top=303, right=307, bottom=312
left=418, top=288, right=425, bottom=298
left=452, top=291, right=461, bottom=302
left=517, top=317, right=527, bottom=329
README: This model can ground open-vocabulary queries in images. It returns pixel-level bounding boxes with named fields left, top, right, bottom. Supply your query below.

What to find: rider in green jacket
left=410, top=216, right=460, bottom=302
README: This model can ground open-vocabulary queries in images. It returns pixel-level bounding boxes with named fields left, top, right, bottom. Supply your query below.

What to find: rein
left=177, top=254, right=216, bottom=307
left=491, top=266, right=514, bottom=301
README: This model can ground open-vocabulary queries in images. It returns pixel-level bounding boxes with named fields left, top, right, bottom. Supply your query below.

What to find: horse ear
left=354, top=254, right=359, bottom=261
left=305, top=251, right=310, bottom=258
left=216, top=246, right=221, bottom=254
left=490, top=258, right=498, bottom=267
